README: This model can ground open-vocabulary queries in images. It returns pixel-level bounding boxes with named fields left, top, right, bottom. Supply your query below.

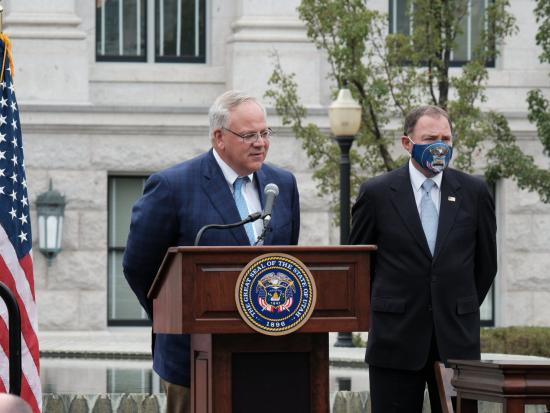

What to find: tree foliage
left=265, top=0, right=518, bottom=209
left=486, top=0, right=550, bottom=203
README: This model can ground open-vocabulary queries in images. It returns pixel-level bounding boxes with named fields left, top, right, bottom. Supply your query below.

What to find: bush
left=352, top=333, right=366, bottom=348
left=481, top=326, right=550, bottom=357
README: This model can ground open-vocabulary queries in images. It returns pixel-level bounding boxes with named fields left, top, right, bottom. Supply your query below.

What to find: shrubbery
left=481, top=326, right=550, bottom=357
left=353, top=327, right=550, bottom=356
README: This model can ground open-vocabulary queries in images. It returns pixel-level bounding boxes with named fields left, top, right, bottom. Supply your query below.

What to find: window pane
left=389, top=0, right=410, bottom=35
left=453, top=11, right=469, bottom=62
left=480, top=284, right=494, bottom=325
left=470, top=0, right=486, bottom=57
left=96, top=0, right=146, bottom=61
left=108, top=176, right=149, bottom=324
left=155, top=0, right=206, bottom=62
left=108, top=250, right=148, bottom=321
left=107, top=368, right=153, bottom=393
left=480, top=177, right=496, bottom=327
left=108, top=177, right=146, bottom=248
left=397, top=0, right=411, bottom=35
left=388, top=0, right=492, bottom=66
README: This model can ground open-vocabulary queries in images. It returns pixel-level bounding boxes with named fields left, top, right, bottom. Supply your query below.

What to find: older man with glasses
left=123, top=90, right=301, bottom=413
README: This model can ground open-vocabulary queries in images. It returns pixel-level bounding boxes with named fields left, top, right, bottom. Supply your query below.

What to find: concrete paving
left=39, top=328, right=153, bottom=358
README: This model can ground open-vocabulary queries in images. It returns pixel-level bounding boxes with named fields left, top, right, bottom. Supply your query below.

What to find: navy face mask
left=408, top=137, right=453, bottom=174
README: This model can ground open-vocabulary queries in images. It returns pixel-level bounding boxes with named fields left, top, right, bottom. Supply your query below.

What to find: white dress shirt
left=408, top=159, right=443, bottom=215
left=213, top=149, right=263, bottom=239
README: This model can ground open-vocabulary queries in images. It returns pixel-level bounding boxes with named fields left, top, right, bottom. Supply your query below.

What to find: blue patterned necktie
left=420, top=179, right=438, bottom=255
left=233, top=176, right=256, bottom=245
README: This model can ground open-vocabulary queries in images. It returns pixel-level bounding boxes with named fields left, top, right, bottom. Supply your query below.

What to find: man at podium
left=123, top=90, right=300, bottom=413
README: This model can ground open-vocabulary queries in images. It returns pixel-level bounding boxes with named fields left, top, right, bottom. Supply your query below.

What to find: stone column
left=226, top=0, right=323, bottom=107
left=3, top=0, right=89, bottom=104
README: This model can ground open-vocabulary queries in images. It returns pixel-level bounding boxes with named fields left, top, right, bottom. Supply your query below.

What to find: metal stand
left=0, top=281, right=22, bottom=395
left=334, top=135, right=355, bottom=348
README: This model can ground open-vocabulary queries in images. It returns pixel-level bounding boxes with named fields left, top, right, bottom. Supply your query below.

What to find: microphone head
left=264, top=183, right=279, bottom=196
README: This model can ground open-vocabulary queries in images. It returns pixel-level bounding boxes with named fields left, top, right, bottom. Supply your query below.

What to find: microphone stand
left=254, top=216, right=272, bottom=246
left=194, top=212, right=262, bottom=246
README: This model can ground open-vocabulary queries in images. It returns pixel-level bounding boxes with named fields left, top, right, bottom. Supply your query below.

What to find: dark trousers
left=369, top=334, right=443, bottom=413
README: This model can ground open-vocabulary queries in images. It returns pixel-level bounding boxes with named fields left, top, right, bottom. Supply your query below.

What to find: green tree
left=265, top=0, right=517, bottom=211
left=486, top=0, right=550, bottom=202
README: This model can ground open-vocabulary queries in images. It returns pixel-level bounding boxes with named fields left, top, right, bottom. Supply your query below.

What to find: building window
left=108, top=176, right=150, bottom=326
left=155, top=0, right=206, bottom=62
left=388, top=0, right=494, bottom=67
left=96, top=0, right=147, bottom=61
left=480, top=285, right=494, bottom=327
left=96, top=0, right=206, bottom=63
left=479, top=177, right=496, bottom=327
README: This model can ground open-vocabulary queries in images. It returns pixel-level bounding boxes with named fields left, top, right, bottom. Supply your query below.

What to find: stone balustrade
left=42, top=392, right=549, bottom=412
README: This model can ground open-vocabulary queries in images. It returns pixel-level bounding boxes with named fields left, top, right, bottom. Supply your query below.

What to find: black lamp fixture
left=36, top=180, right=66, bottom=265
left=329, top=84, right=362, bottom=348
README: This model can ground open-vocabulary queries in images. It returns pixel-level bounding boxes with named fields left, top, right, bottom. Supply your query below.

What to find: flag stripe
left=0, top=253, right=41, bottom=410
left=0, top=242, right=39, bottom=368
left=0, top=302, right=41, bottom=398
left=0, top=313, right=11, bottom=391
left=19, top=253, right=35, bottom=301
left=0, top=301, right=41, bottom=411
left=20, top=362, right=41, bottom=413
left=0, top=227, right=38, bottom=333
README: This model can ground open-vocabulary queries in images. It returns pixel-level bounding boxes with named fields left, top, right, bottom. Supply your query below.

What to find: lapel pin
left=448, top=196, right=456, bottom=202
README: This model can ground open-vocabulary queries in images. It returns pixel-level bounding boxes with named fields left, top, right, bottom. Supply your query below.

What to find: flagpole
left=0, top=2, right=3, bottom=33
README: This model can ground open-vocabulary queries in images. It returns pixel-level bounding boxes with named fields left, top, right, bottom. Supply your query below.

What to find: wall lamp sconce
left=36, top=180, right=66, bottom=265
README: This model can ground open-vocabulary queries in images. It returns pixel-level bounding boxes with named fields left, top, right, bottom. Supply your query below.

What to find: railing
left=0, top=281, right=22, bottom=396
left=42, top=392, right=540, bottom=413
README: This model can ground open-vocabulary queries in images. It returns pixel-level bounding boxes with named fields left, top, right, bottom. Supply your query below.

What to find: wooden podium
left=148, top=245, right=374, bottom=413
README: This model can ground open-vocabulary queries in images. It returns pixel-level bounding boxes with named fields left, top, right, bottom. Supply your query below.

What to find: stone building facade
left=3, top=0, right=549, bottom=333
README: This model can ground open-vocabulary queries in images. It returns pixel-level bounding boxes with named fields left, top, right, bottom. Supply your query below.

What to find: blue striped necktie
left=233, top=176, right=256, bottom=245
left=420, top=179, right=438, bottom=255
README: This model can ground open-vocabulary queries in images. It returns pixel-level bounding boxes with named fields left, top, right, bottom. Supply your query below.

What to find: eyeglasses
left=222, top=127, right=273, bottom=143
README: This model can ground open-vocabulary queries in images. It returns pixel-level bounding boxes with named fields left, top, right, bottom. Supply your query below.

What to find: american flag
left=0, top=35, right=41, bottom=412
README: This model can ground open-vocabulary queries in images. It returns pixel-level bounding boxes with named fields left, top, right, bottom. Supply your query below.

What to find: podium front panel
left=150, top=245, right=374, bottom=334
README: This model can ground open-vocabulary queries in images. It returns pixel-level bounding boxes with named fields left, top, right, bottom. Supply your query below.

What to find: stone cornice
left=22, top=123, right=209, bottom=136
left=17, top=104, right=539, bottom=138
left=228, top=17, right=309, bottom=43
left=5, top=12, right=86, bottom=40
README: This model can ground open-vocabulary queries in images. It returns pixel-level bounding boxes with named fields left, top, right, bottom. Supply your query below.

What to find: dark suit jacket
left=123, top=149, right=300, bottom=386
left=350, top=165, right=496, bottom=370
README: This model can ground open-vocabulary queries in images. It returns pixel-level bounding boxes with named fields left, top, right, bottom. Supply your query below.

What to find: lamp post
left=329, top=84, right=362, bottom=347
left=36, top=180, right=66, bottom=265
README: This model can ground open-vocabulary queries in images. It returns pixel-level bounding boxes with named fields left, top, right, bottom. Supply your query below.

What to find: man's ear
left=212, top=129, right=224, bottom=151
left=401, top=135, right=412, bottom=153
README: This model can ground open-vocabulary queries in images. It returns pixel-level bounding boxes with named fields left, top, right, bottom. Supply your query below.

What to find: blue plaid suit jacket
left=123, top=149, right=300, bottom=386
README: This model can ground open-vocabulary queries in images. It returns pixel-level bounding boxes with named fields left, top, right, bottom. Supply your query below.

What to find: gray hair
left=403, top=105, right=452, bottom=136
left=208, top=90, right=266, bottom=139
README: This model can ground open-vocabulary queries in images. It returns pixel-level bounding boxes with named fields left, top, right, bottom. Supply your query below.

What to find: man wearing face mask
left=350, top=105, right=497, bottom=413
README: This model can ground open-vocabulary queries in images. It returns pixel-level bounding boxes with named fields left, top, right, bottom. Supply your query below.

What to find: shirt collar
left=213, top=148, right=255, bottom=187
left=408, top=159, right=443, bottom=191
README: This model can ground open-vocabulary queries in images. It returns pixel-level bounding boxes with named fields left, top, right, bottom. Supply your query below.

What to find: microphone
left=261, top=183, right=279, bottom=223
left=194, top=212, right=262, bottom=246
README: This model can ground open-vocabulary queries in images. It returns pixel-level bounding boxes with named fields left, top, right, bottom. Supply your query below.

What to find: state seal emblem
left=235, top=253, right=317, bottom=336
